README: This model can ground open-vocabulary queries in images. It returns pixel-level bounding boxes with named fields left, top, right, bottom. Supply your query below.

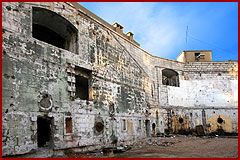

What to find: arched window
left=162, top=68, right=179, bottom=87
left=32, top=7, right=78, bottom=54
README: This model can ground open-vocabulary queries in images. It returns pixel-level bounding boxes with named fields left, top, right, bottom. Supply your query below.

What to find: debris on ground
left=63, top=135, right=237, bottom=158
left=195, top=125, right=205, bottom=136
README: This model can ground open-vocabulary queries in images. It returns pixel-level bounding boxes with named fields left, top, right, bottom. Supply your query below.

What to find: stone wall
left=2, top=2, right=157, bottom=156
left=2, top=2, right=238, bottom=156
left=159, top=61, right=238, bottom=134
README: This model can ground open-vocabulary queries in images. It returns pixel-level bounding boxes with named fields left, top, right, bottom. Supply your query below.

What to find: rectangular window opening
left=122, top=119, right=126, bottom=131
left=195, top=53, right=205, bottom=61
left=138, top=120, right=142, bottom=130
left=65, top=117, right=73, bottom=134
left=75, top=67, right=92, bottom=100
left=195, top=52, right=201, bottom=61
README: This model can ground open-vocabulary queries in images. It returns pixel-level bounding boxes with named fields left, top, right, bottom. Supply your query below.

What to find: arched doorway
left=162, top=68, right=179, bottom=87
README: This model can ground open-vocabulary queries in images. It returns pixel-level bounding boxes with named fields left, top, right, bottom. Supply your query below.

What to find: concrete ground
left=65, top=136, right=238, bottom=158
left=115, top=136, right=238, bottom=158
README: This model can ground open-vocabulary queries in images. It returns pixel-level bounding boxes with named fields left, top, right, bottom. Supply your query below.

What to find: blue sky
left=80, top=2, right=238, bottom=61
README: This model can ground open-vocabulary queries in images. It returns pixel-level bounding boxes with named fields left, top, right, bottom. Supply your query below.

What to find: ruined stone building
left=2, top=2, right=238, bottom=156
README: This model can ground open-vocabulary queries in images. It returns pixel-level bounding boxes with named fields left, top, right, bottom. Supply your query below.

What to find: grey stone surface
left=2, top=2, right=238, bottom=157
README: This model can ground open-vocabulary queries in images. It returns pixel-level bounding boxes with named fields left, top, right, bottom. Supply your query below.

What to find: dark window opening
left=95, top=122, right=104, bottom=132
left=75, top=76, right=89, bottom=100
left=217, top=117, right=224, bottom=124
left=152, top=123, right=156, bottom=130
left=138, top=120, right=142, bottom=130
left=195, top=52, right=205, bottom=61
left=94, top=117, right=104, bottom=135
left=151, top=85, right=154, bottom=97
left=65, top=117, right=73, bottom=134
left=145, top=120, right=150, bottom=137
left=195, top=53, right=200, bottom=61
left=109, top=102, right=115, bottom=117
left=117, top=87, right=121, bottom=94
left=32, top=7, right=78, bottom=54
left=75, top=67, right=91, bottom=100
left=152, top=123, right=156, bottom=136
left=162, top=68, right=179, bottom=87
left=179, top=117, right=184, bottom=124
left=37, top=116, right=53, bottom=148
left=122, top=119, right=126, bottom=130
left=33, top=24, right=65, bottom=49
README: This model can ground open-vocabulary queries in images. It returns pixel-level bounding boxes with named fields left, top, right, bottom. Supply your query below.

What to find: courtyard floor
left=65, top=135, right=238, bottom=158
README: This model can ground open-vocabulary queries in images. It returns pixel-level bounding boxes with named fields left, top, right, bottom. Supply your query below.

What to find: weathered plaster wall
left=168, top=79, right=237, bottom=107
left=160, top=62, right=238, bottom=133
left=2, top=2, right=158, bottom=156
left=2, top=2, right=238, bottom=157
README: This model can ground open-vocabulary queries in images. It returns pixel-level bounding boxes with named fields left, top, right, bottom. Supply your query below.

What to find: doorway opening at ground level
left=37, top=116, right=54, bottom=148
left=152, top=123, right=156, bottom=136
left=145, top=120, right=150, bottom=137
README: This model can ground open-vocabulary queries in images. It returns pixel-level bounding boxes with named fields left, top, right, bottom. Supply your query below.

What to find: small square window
left=195, top=53, right=200, bottom=61
left=195, top=53, right=205, bottom=61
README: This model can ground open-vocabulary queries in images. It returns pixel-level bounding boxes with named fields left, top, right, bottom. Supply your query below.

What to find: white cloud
left=80, top=2, right=237, bottom=60
left=81, top=2, right=190, bottom=58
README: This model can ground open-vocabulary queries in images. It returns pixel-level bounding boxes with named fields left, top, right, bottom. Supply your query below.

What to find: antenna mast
left=186, top=26, right=188, bottom=46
